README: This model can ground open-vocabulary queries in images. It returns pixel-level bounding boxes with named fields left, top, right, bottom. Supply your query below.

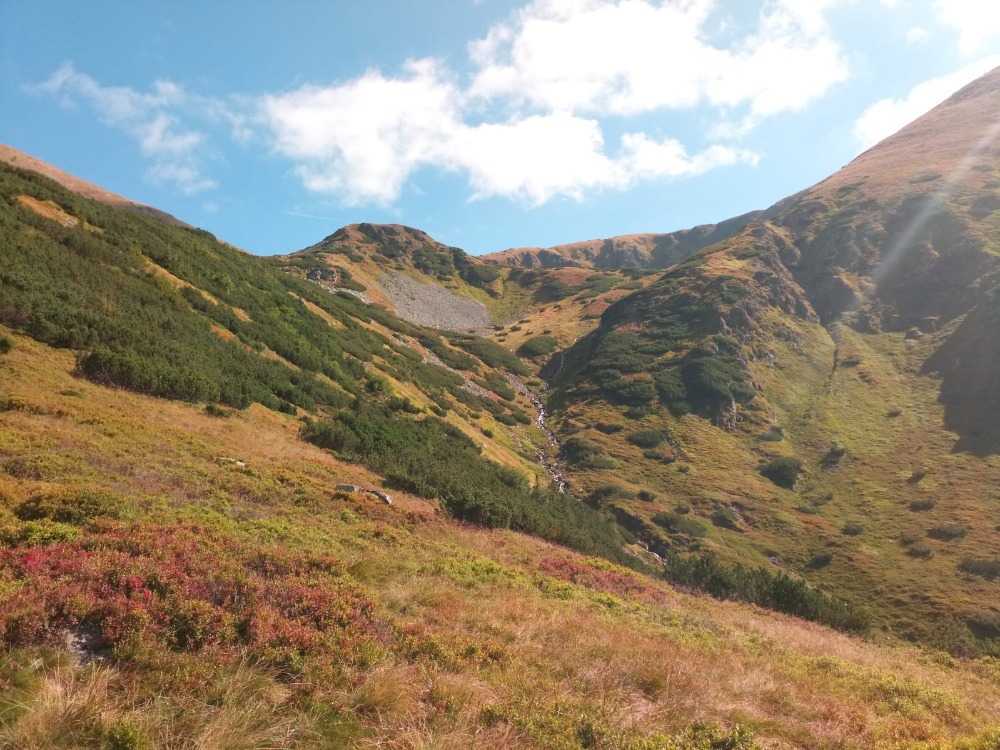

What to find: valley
left=2, top=64, right=1000, bottom=750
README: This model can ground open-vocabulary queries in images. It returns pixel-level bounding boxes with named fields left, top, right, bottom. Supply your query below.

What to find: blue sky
left=2, top=1, right=999, bottom=256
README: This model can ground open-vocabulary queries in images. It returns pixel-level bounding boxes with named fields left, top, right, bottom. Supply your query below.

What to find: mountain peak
left=302, top=222, right=441, bottom=256
left=809, top=64, right=1000, bottom=204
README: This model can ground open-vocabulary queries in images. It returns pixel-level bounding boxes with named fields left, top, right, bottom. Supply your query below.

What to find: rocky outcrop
left=378, top=271, right=491, bottom=334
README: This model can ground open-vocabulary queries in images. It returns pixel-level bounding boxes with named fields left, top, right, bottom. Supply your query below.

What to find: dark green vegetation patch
left=0, top=164, right=524, bottom=422
left=302, top=406, right=635, bottom=565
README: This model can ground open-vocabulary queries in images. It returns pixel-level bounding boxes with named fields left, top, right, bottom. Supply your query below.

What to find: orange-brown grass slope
left=2, top=332, right=1000, bottom=749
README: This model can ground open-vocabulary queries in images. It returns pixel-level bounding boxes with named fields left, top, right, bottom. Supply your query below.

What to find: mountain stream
left=507, top=374, right=572, bottom=495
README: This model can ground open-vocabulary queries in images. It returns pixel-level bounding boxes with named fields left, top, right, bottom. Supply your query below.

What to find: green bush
left=204, top=403, right=230, bottom=417
left=1, top=519, right=80, bottom=546
left=387, top=396, right=421, bottom=414
left=518, top=335, right=558, bottom=358
left=458, top=260, right=501, bottom=288
left=557, top=439, right=616, bottom=470
left=760, top=456, right=803, bottom=489
left=928, top=523, right=967, bottom=541
left=710, top=507, right=739, bottom=529
left=809, top=551, right=834, bottom=569
left=584, top=455, right=617, bottom=470
left=103, top=718, right=149, bottom=750
left=302, top=405, right=636, bottom=566
left=909, top=499, right=936, bottom=511
left=662, top=552, right=870, bottom=633
left=560, top=437, right=602, bottom=466
left=841, top=521, right=863, bottom=536
left=14, top=488, right=128, bottom=525
left=587, top=485, right=631, bottom=505
left=0, top=334, right=13, bottom=354
left=608, top=377, right=658, bottom=407
left=959, top=557, right=1000, bottom=580
left=626, top=430, right=670, bottom=448
left=907, top=543, right=934, bottom=559
left=450, top=336, right=528, bottom=375
left=652, top=511, right=708, bottom=537
left=821, top=443, right=847, bottom=467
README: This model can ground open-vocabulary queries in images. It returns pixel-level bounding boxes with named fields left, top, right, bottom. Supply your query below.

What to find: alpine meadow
left=5, top=20, right=1000, bottom=750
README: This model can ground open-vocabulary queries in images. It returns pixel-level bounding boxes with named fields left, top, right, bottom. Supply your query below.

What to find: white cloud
left=854, top=56, right=1000, bottom=149
left=262, top=61, right=759, bottom=206
left=262, top=0, right=858, bottom=206
left=933, top=0, right=1000, bottom=54
left=263, top=60, right=462, bottom=205
left=31, top=62, right=215, bottom=194
left=448, top=114, right=618, bottom=203
left=906, top=25, right=930, bottom=45
left=620, top=133, right=758, bottom=179
left=469, top=0, right=848, bottom=120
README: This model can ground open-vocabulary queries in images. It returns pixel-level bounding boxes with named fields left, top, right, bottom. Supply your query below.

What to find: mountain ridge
left=481, top=208, right=773, bottom=269
left=0, top=143, right=192, bottom=228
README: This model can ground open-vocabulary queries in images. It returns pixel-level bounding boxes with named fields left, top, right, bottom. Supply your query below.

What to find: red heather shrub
left=0, top=522, right=378, bottom=669
left=538, top=556, right=653, bottom=599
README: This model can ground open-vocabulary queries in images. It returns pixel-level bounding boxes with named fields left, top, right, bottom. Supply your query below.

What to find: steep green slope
left=534, top=68, right=1000, bottom=654
left=0, top=161, right=633, bottom=561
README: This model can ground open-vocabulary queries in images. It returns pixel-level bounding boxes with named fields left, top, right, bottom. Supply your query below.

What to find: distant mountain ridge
left=482, top=208, right=773, bottom=269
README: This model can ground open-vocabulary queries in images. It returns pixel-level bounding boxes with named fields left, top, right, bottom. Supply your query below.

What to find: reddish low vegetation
left=538, top=555, right=658, bottom=599
left=0, top=522, right=382, bottom=677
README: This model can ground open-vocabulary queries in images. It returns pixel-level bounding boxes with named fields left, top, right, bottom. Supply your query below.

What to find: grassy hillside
left=0, top=161, right=637, bottom=562
left=2, top=332, right=1000, bottom=748
left=527, top=72, right=1000, bottom=656
left=6, top=67, right=1000, bottom=747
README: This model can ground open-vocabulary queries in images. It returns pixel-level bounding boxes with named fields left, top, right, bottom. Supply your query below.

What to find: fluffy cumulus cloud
left=854, top=55, right=1000, bottom=149
left=262, top=65, right=759, bottom=206
left=262, top=0, right=846, bottom=205
left=933, top=0, right=1000, bottom=54
left=468, top=0, right=847, bottom=120
left=32, top=63, right=216, bottom=194
left=262, top=60, right=462, bottom=205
